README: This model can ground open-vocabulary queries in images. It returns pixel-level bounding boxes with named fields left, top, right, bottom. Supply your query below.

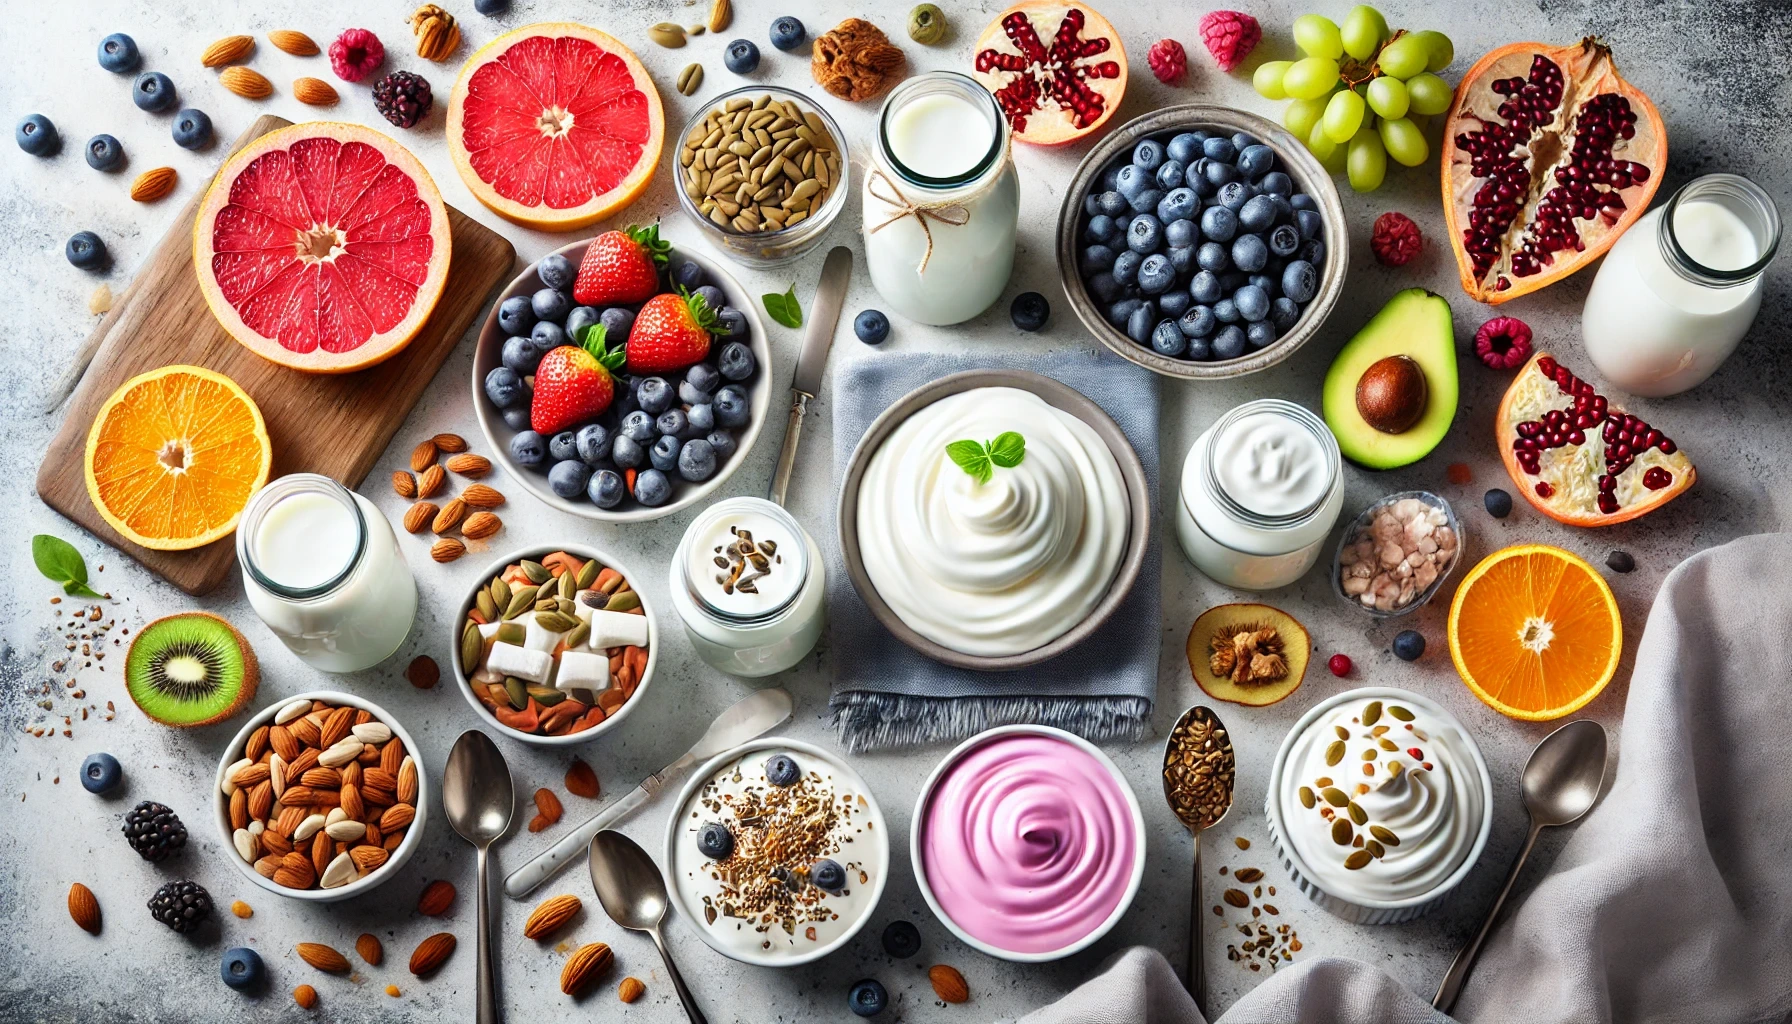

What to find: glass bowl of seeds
left=674, top=85, right=851, bottom=268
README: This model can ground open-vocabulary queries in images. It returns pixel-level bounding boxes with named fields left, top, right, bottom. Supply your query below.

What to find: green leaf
left=945, top=440, right=992, bottom=485
left=575, top=323, right=625, bottom=373
left=987, top=431, right=1027, bottom=468
left=33, top=535, right=103, bottom=599
left=761, top=284, right=803, bottom=329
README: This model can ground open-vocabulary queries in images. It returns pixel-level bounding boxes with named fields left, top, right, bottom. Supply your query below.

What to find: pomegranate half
left=972, top=1, right=1127, bottom=146
left=1441, top=38, right=1665, bottom=304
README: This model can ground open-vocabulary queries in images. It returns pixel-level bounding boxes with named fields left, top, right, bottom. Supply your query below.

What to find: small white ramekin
left=1263, top=686, right=1493, bottom=924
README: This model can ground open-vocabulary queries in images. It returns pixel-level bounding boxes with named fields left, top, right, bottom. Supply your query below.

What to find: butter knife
left=768, top=245, right=852, bottom=508
left=502, top=687, right=794, bottom=899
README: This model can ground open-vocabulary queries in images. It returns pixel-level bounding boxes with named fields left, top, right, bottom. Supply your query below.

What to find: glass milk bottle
left=1582, top=174, right=1781, bottom=396
left=862, top=72, right=1019, bottom=325
left=236, top=474, right=417, bottom=672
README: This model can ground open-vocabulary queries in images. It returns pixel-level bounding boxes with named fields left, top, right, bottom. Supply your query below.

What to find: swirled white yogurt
left=1277, top=692, right=1486, bottom=903
left=855, top=387, right=1128, bottom=657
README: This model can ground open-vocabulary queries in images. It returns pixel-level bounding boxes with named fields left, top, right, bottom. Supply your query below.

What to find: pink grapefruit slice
left=446, top=23, right=664, bottom=232
left=193, top=122, right=452, bottom=375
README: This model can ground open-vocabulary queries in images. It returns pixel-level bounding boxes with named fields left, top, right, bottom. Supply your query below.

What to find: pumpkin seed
left=606, top=590, right=641, bottom=613
left=677, top=63, right=703, bottom=97
left=1325, top=740, right=1345, bottom=766
left=1348, top=801, right=1367, bottom=825
left=521, top=560, right=550, bottom=584
left=1316, top=776, right=1332, bottom=787
left=495, top=622, right=526, bottom=646
left=490, top=576, right=510, bottom=607
left=527, top=685, right=566, bottom=707
left=1344, top=850, right=1372, bottom=870
left=535, top=611, right=580, bottom=633
left=475, top=590, right=498, bottom=622
left=681, top=93, right=838, bottom=235
left=1330, top=818, right=1353, bottom=846
left=559, top=569, right=577, bottom=600
left=1321, top=787, right=1348, bottom=807
left=504, top=676, right=528, bottom=711
left=1369, top=825, right=1400, bottom=847
left=1298, top=786, right=1315, bottom=809
left=535, top=598, right=557, bottom=613
left=576, top=559, right=599, bottom=589
left=1362, top=701, right=1383, bottom=726
left=1362, top=747, right=1378, bottom=760
left=504, top=586, right=538, bottom=619
left=1388, top=704, right=1414, bottom=721
left=1333, top=725, right=1349, bottom=740
left=460, top=622, right=481, bottom=669
left=648, top=22, right=687, bottom=47
left=1371, top=725, right=1390, bottom=736
left=687, top=24, right=705, bottom=36
left=565, top=622, right=591, bottom=650
left=1379, top=738, right=1400, bottom=751
left=1365, top=839, right=1385, bottom=858
left=1387, top=761, right=1405, bottom=779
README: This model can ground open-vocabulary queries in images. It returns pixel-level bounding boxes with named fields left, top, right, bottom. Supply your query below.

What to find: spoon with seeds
left=1162, top=704, right=1236, bottom=1013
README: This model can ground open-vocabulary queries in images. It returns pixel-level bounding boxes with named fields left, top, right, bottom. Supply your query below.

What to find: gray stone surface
left=2, top=1, right=1789, bottom=1021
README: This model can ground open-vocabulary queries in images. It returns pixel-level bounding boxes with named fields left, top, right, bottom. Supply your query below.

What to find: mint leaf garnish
left=946, top=432, right=1025, bottom=485
left=987, top=431, right=1026, bottom=468
left=32, top=534, right=104, bottom=599
left=761, top=284, right=803, bottom=329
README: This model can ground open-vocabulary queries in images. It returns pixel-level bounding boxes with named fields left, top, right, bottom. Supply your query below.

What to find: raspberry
left=1198, top=11, right=1260, bottom=72
left=1147, top=38, right=1187, bottom=84
left=329, top=28, right=385, bottom=83
left=1371, top=211, right=1423, bottom=267
left=1474, top=316, right=1533, bottom=370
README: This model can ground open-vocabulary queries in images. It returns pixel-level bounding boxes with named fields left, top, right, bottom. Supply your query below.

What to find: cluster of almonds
left=220, top=698, right=418, bottom=891
left=1338, top=497, right=1458, bottom=612
left=201, top=31, right=341, bottom=106
left=393, top=433, right=503, bottom=563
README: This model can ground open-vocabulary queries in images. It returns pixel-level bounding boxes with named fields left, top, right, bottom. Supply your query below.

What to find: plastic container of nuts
left=674, top=85, right=851, bottom=268
left=1331, top=491, right=1463, bottom=618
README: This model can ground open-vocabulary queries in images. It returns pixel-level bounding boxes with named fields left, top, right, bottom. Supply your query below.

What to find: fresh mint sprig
left=761, top=283, right=803, bottom=329
left=945, top=432, right=1026, bottom=485
left=32, top=534, right=105, bottom=599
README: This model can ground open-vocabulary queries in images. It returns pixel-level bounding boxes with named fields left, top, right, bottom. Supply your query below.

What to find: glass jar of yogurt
left=236, top=474, right=417, bottom=673
left=1582, top=173, right=1781, bottom=396
left=668, top=497, right=824, bottom=677
left=1177, top=400, right=1343, bottom=591
left=862, top=72, right=1018, bottom=326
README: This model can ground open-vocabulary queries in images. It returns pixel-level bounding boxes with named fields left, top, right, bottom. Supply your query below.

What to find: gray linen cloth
left=827, top=349, right=1161, bottom=753
left=1024, top=532, right=1792, bottom=1024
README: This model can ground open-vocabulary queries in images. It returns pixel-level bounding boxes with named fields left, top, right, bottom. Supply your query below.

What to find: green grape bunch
left=1252, top=6, right=1455, bottom=192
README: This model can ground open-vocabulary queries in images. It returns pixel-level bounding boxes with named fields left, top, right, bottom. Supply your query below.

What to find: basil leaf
left=33, top=534, right=103, bottom=598
left=761, top=284, right=803, bottom=329
left=987, top=431, right=1026, bottom=468
left=945, top=440, right=992, bottom=485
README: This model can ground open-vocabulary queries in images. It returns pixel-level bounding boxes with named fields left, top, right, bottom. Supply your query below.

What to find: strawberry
left=530, top=325, right=626, bottom=435
left=626, top=290, right=718, bottom=374
left=571, top=224, right=669, bottom=307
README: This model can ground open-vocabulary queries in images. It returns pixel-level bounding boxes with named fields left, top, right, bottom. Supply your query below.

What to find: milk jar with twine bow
left=862, top=72, right=1019, bottom=326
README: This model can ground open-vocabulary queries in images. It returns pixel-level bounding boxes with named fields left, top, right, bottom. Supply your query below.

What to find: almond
left=432, top=498, right=468, bottom=534
left=311, top=829, right=333, bottom=876
left=418, top=879, right=456, bottom=916
left=202, top=35, right=256, bottom=67
left=929, top=965, right=970, bottom=1004
left=130, top=166, right=178, bottom=203
left=249, top=780, right=273, bottom=820
left=523, top=894, right=582, bottom=939
left=293, top=984, right=319, bottom=1009
left=432, top=432, right=469, bottom=453
left=559, top=942, right=614, bottom=996
left=292, top=77, right=339, bottom=106
left=320, top=705, right=355, bottom=747
left=381, top=803, right=417, bottom=831
left=397, top=757, right=419, bottom=805
left=460, top=483, right=506, bottom=508
left=68, top=882, right=101, bottom=934
left=230, top=787, right=249, bottom=830
left=350, top=845, right=389, bottom=872
left=269, top=29, right=321, bottom=56
left=411, top=439, right=439, bottom=472
left=409, top=932, right=457, bottom=976
left=432, top=538, right=466, bottom=563
left=269, top=724, right=301, bottom=762
left=619, top=977, right=646, bottom=1003
left=404, top=502, right=438, bottom=534
left=300, top=767, right=341, bottom=789
left=461, top=511, right=502, bottom=540
left=356, top=933, right=384, bottom=966
left=564, top=759, right=601, bottom=799
left=340, top=782, right=365, bottom=822
left=256, top=855, right=282, bottom=879
left=232, top=761, right=271, bottom=789
left=417, top=463, right=447, bottom=498
left=297, top=942, right=351, bottom=973
left=392, top=470, right=417, bottom=498
left=219, top=66, right=274, bottom=99
left=445, top=453, right=492, bottom=478
left=246, top=724, right=271, bottom=761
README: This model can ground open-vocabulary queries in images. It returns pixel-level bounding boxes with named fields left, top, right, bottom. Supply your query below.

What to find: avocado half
left=1322, top=289, right=1457, bottom=469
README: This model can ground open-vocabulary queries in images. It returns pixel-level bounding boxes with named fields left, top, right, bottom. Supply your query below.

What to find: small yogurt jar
left=913, top=726, right=1146, bottom=961
left=1265, top=687, right=1493, bottom=924
left=1177, top=399, right=1343, bottom=591
left=665, top=739, right=887, bottom=966
left=669, top=497, right=824, bottom=677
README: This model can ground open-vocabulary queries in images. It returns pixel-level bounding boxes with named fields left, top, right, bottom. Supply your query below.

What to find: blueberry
left=1084, top=214, right=1117, bottom=244
left=1298, top=239, right=1327, bottom=266
left=1234, top=284, right=1270, bottom=322
left=1137, top=254, right=1175, bottom=294
left=1232, top=233, right=1269, bottom=272
left=1156, top=188, right=1199, bottom=224
left=1393, top=630, right=1426, bottom=661
left=1212, top=325, right=1247, bottom=360
left=1186, top=336, right=1213, bottom=361
left=1219, top=271, right=1250, bottom=292
left=1231, top=131, right=1259, bottom=150
left=1247, top=320, right=1279, bottom=349
left=474, top=0, right=511, bottom=12
left=882, top=920, right=922, bottom=958
left=1162, top=219, right=1198, bottom=249
left=1290, top=192, right=1318, bottom=212
left=1107, top=297, right=1143, bottom=327
left=220, top=947, right=265, bottom=991
left=1217, top=181, right=1252, bottom=212
left=714, top=385, right=750, bottom=427
left=855, top=309, right=890, bottom=345
left=724, top=38, right=761, bottom=74
left=1083, top=192, right=1102, bottom=218
left=810, top=858, right=846, bottom=892
left=656, top=408, right=689, bottom=438
left=574, top=423, right=611, bottom=464
left=1188, top=160, right=1219, bottom=197
left=621, top=410, right=656, bottom=442
left=1010, top=291, right=1050, bottom=332
left=1159, top=289, right=1191, bottom=319
left=713, top=306, right=749, bottom=339
left=502, top=405, right=532, bottom=431
left=545, top=430, right=578, bottom=463
left=1239, top=195, right=1278, bottom=233
left=1155, top=160, right=1186, bottom=190
left=1196, top=242, right=1230, bottom=274
left=498, top=294, right=536, bottom=336
left=535, top=254, right=575, bottom=292
left=1281, top=260, right=1318, bottom=304
left=686, top=402, right=716, bottom=434
left=1189, top=271, right=1222, bottom=305
left=1131, top=139, right=1165, bottom=172
left=765, top=754, right=800, bottom=786
left=530, top=321, right=567, bottom=354
left=683, top=362, right=722, bottom=397
left=1214, top=297, right=1240, bottom=323
left=15, top=113, right=59, bottom=156
left=132, top=72, right=177, bottom=112
left=500, top=335, right=539, bottom=374
left=1110, top=250, right=1142, bottom=287
left=65, top=231, right=109, bottom=271
left=1097, top=190, right=1128, bottom=217
left=706, top=430, right=737, bottom=462
left=600, top=307, right=635, bottom=343
left=565, top=305, right=599, bottom=341
left=1179, top=305, right=1217, bottom=338
left=99, top=32, right=142, bottom=73
left=1202, top=137, right=1237, bottom=163
left=1126, top=214, right=1162, bottom=254
left=1150, top=319, right=1187, bottom=357
left=1268, top=223, right=1302, bottom=258
left=717, top=341, right=756, bottom=380
left=1606, top=549, right=1636, bottom=573
left=1199, top=206, right=1237, bottom=243
left=1088, top=272, right=1121, bottom=303
left=636, top=377, right=674, bottom=415
left=1295, top=209, right=1325, bottom=241
left=85, top=134, right=124, bottom=171
left=1128, top=188, right=1164, bottom=215
left=1166, top=244, right=1197, bottom=277
left=697, top=823, right=734, bottom=860
left=80, top=753, right=122, bottom=794
left=849, top=979, right=888, bottom=1018
left=588, top=469, right=625, bottom=508
left=532, top=287, right=571, bottom=323
left=1268, top=194, right=1296, bottom=224
left=1237, top=144, right=1276, bottom=180
left=634, top=468, right=672, bottom=506
left=1484, top=488, right=1514, bottom=518
left=1081, top=244, right=1117, bottom=276
left=1126, top=303, right=1155, bottom=345
left=509, top=430, right=546, bottom=468
left=1270, top=297, right=1301, bottom=332
left=694, top=285, right=726, bottom=313
left=549, top=459, right=591, bottom=498
left=769, top=16, right=806, bottom=51
left=1203, top=159, right=1238, bottom=188
left=650, top=434, right=681, bottom=472
left=1115, top=163, right=1149, bottom=200
left=1260, top=171, right=1294, bottom=197
left=1166, top=132, right=1201, bottom=164
left=1099, top=165, right=1122, bottom=192
left=1248, top=273, right=1279, bottom=297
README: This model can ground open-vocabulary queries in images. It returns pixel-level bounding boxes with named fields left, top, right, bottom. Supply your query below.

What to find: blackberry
left=372, top=71, right=433, bottom=129
left=147, top=879, right=213, bottom=934
left=122, top=800, right=188, bottom=862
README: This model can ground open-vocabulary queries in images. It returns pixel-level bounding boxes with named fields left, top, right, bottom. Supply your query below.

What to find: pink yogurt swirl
left=919, top=733, right=1139, bottom=954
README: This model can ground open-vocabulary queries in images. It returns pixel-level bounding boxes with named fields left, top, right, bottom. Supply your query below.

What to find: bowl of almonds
left=214, top=691, right=427, bottom=902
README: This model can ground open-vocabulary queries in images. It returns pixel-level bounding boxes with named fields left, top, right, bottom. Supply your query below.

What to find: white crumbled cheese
left=487, top=642, right=552, bottom=684
left=588, top=610, right=649, bottom=650
left=555, top=650, right=611, bottom=695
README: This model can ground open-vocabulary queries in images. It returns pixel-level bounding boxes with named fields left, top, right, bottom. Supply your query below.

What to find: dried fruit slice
left=1497, top=352, right=1694, bottom=525
left=1187, top=603, right=1309, bottom=707
left=971, top=2, right=1126, bottom=146
left=446, top=23, right=664, bottom=231
left=1442, top=38, right=1665, bottom=303
left=194, top=122, right=451, bottom=373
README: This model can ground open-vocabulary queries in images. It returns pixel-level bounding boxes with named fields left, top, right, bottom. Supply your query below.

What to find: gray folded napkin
left=1022, top=532, right=1792, bottom=1023
left=826, top=348, right=1161, bottom=753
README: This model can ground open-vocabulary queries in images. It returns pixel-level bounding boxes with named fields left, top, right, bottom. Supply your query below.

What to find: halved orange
left=1447, top=544, right=1621, bottom=721
left=84, top=365, right=272, bottom=550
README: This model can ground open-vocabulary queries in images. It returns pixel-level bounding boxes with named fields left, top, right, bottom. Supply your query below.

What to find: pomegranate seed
left=1643, top=466, right=1672, bottom=489
left=1536, top=481, right=1555, bottom=498
left=1328, top=654, right=1352, bottom=677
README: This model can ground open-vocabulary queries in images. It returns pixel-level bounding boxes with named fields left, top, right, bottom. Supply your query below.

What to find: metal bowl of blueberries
left=472, top=236, right=773, bottom=522
left=1057, top=105, right=1348, bottom=379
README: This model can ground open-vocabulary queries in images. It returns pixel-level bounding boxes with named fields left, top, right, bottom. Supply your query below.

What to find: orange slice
left=84, top=365, right=272, bottom=550
left=1447, top=544, right=1621, bottom=720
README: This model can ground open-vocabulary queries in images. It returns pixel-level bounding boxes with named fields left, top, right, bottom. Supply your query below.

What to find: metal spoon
left=589, top=830, right=709, bottom=1024
left=1161, top=704, right=1236, bottom=1014
left=443, top=730, right=515, bottom=1024
left=1433, top=719, right=1607, bottom=1012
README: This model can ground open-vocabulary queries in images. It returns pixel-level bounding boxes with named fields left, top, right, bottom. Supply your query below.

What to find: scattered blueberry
left=498, top=295, right=535, bottom=336
left=80, top=753, right=122, bottom=794
left=765, top=754, right=800, bottom=786
left=537, top=253, right=576, bottom=291
left=531, top=287, right=571, bottom=323
left=725, top=38, right=761, bottom=75
left=849, top=979, right=888, bottom=1018
left=172, top=108, right=212, bottom=150
left=85, top=134, right=123, bottom=171
left=98, top=33, right=140, bottom=73
left=474, top=0, right=511, bottom=13
left=633, top=468, right=672, bottom=506
left=810, top=858, right=846, bottom=892
left=882, top=920, right=922, bottom=958
left=1393, top=630, right=1426, bottom=661
left=132, top=72, right=177, bottom=112
left=714, top=386, right=750, bottom=427
left=220, top=947, right=265, bottom=991
left=697, top=823, right=734, bottom=860
left=1484, top=488, right=1513, bottom=518
left=716, top=341, right=755, bottom=380
left=508, top=431, right=546, bottom=468
left=587, top=469, right=625, bottom=508
left=1606, top=550, right=1636, bottom=574
left=599, top=306, right=635, bottom=343
left=16, top=114, right=59, bottom=156
left=671, top=258, right=706, bottom=290
left=769, top=16, right=806, bottom=51
left=65, top=231, right=109, bottom=270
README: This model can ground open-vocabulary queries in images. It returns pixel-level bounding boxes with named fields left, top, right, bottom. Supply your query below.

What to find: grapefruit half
left=446, top=23, right=664, bottom=231
left=193, top=122, right=452, bottom=374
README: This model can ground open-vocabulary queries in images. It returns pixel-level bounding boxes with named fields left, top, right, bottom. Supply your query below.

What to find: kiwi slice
left=125, top=612, right=259, bottom=727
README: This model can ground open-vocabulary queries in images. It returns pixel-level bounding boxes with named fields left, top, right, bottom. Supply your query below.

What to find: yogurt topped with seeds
left=683, top=504, right=803, bottom=617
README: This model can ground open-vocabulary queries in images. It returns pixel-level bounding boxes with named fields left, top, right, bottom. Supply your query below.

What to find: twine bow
left=864, top=168, right=971, bottom=276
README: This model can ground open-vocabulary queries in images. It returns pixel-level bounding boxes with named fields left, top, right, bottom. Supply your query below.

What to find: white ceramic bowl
left=450, top=544, right=659, bottom=747
left=910, top=725, right=1147, bottom=962
left=214, top=690, right=428, bottom=903
left=662, top=737, right=889, bottom=967
left=1263, top=686, right=1494, bottom=925
left=470, top=239, right=774, bottom=523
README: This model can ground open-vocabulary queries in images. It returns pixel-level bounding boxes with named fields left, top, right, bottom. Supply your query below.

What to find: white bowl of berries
left=473, top=230, right=773, bottom=522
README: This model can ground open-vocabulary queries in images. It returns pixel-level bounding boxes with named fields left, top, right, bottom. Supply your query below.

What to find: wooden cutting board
left=36, top=114, right=516, bottom=596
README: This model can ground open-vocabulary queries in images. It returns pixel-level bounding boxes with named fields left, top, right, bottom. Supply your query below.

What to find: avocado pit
left=1356, top=355, right=1429, bottom=434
